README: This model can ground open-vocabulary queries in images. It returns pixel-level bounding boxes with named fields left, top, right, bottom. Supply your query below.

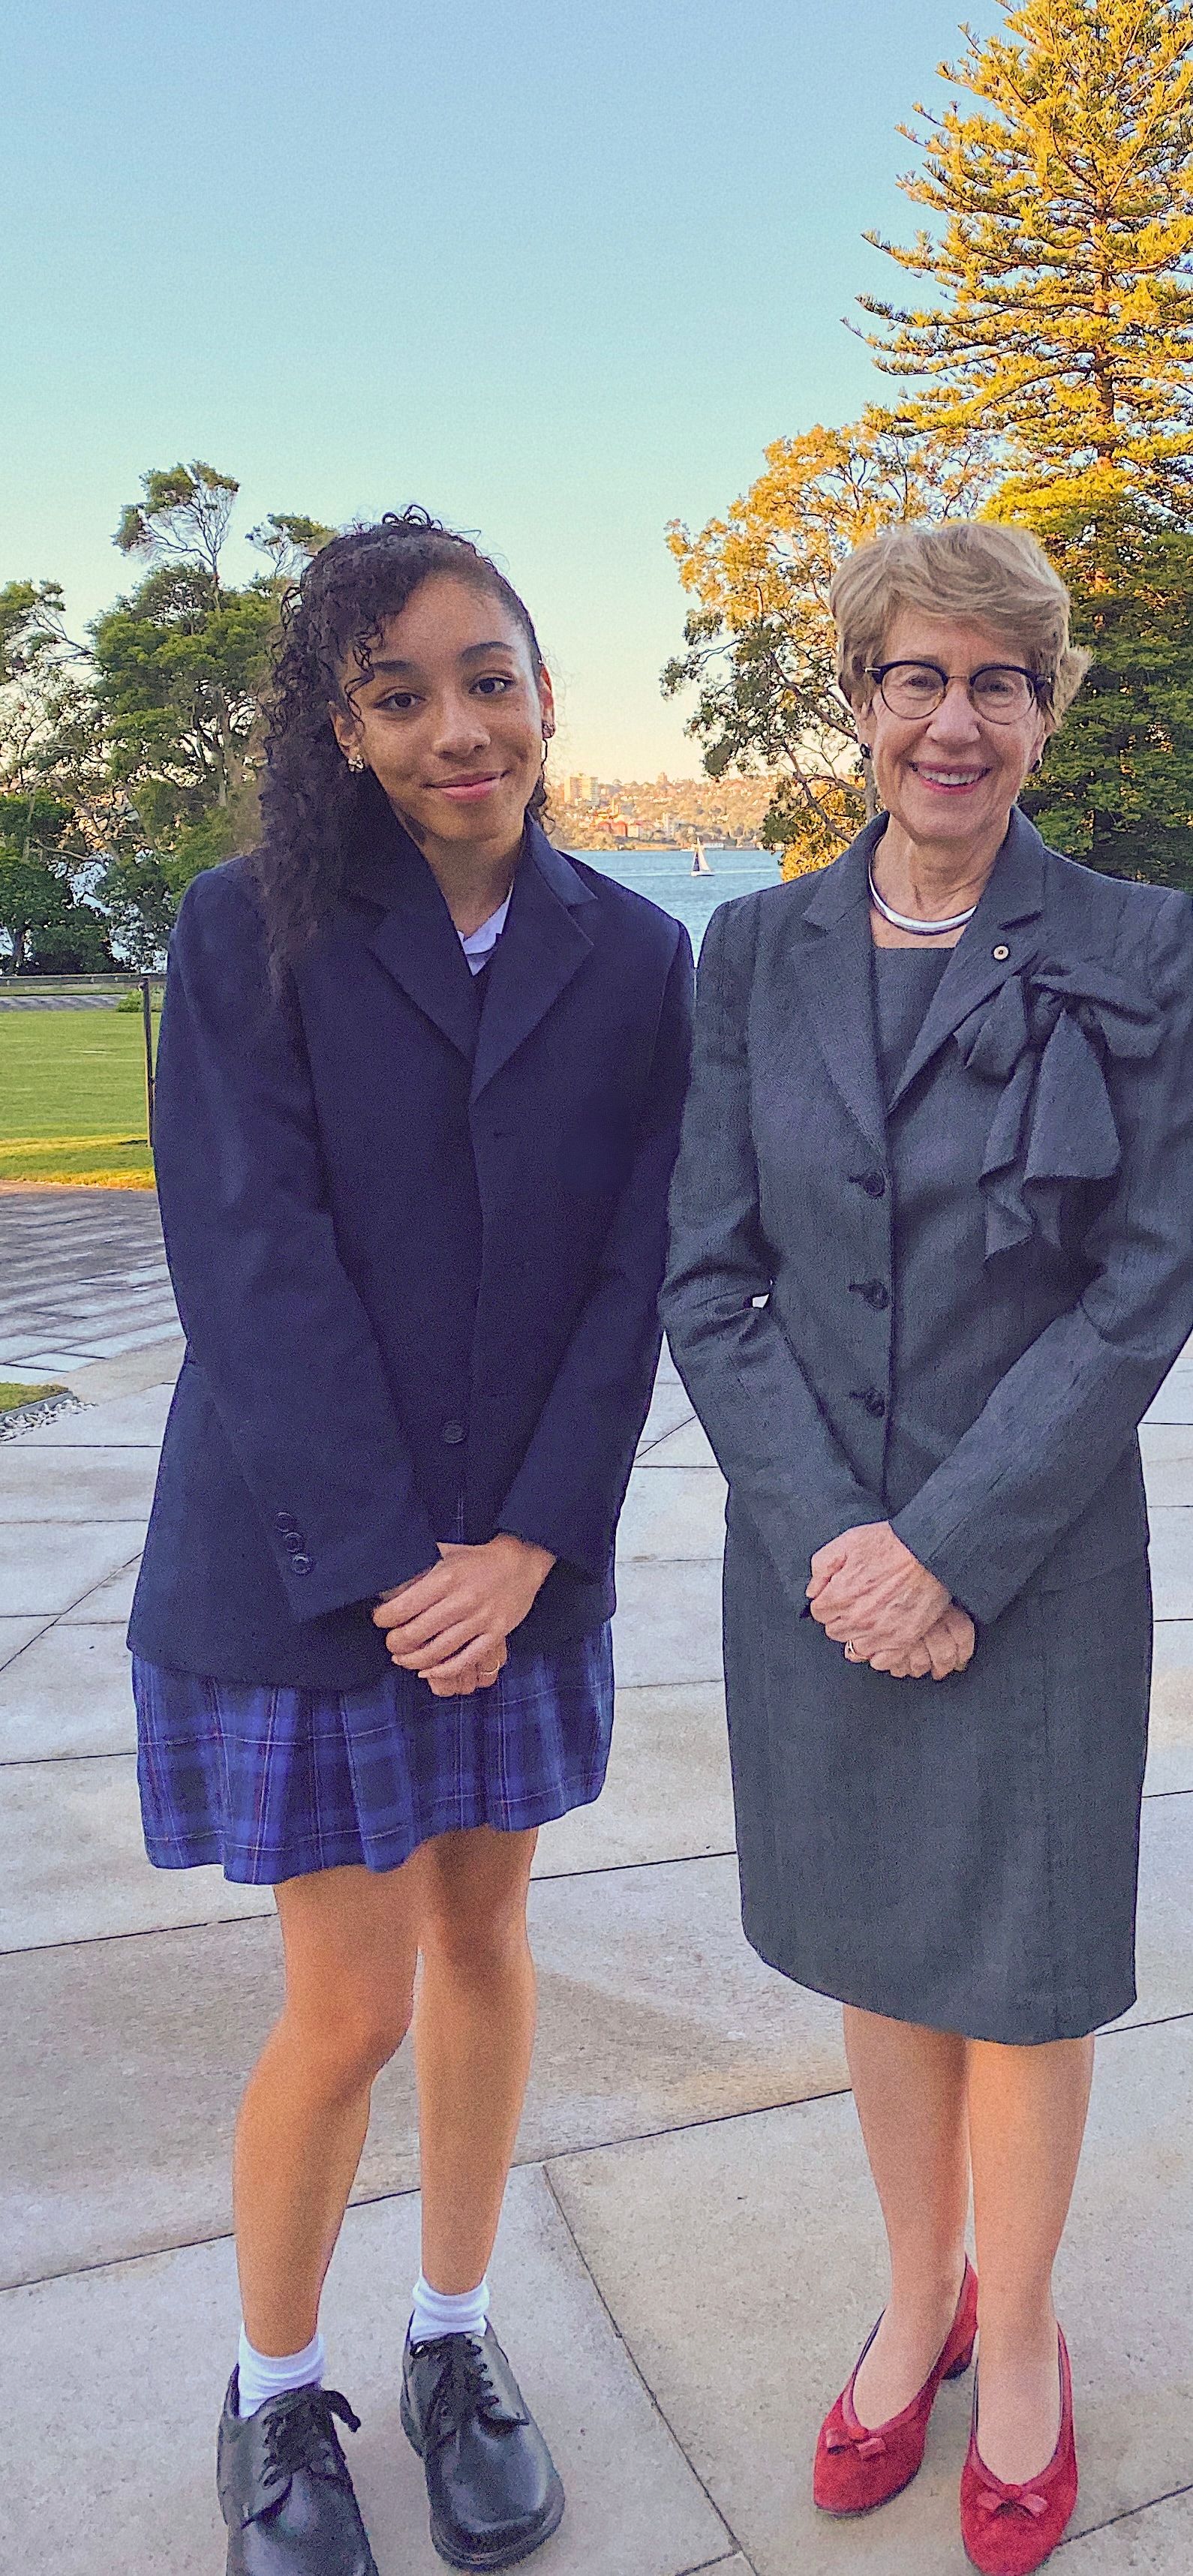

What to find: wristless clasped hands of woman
left=807, top=1521, right=975, bottom=1680
left=374, top=1535, right=557, bottom=1695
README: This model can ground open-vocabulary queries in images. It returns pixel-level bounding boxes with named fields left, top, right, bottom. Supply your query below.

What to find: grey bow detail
left=953, top=961, right=1165, bottom=1259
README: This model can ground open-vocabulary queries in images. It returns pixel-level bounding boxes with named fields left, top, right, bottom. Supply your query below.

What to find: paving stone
left=61, top=1335, right=184, bottom=1403
left=616, top=1465, right=727, bottom=1561
left=1146, top=1650, right=1193, bottom=1794
left=0, top=1617, right=51, bottom=1671
left=20, top=1384, right=174, bottom=1446
left=0, top=1622, right=135, bottom=1761
left=1143, top=1368, right=1193, bottom=1426
left=1140, top=1424, right=1193, bottom=1507
left=2, top=2167, right=732, bottom=2576
left=534, top=1682, right=734, bottom=1875
left=1144, top=1510, right=1193, bottom=1618
left=59, top=1557, right=143, bottom=1623
left=0, top=1521, right=146, bottom=1618
left=1, top=1854, right=846, bottom=2283
left=637, top=1380, right=698, bottom=1452
left=0, top=1444, right=159, bottom=1522
left=550, top=2017, right=1193, bottom=2576
left=1115, top=1791, right=1193, bottom=2029
left=612, top=1560, right=723, bottom=1686
left=0, top=1754, right=272, bottom=1950
left=638, top=1416, right=720, bottom=1469
left=1060, top=2490, right=1193, bottom=2571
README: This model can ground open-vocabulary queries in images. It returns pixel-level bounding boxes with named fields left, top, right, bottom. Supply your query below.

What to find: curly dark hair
left=251, top=507, right=549, bottom=968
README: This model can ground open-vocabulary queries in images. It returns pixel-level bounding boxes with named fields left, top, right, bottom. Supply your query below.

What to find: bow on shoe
left=954, top=960, right=1164, bottom=1261
left=824, top=2424, right=888, bottom=2461
left=975, top=2481, right=1049, bottom=2520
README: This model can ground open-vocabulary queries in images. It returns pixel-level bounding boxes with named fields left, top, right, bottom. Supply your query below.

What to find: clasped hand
left=807, top=1521, right=975, bottom=1680
left=373, top=1534, right=556, bottom=1696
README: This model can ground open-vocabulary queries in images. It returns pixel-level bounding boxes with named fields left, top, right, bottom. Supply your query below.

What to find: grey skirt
left=723, top=1512, right=1152, bottom=2043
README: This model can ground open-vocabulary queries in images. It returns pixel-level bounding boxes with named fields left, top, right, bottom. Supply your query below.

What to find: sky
left=2, top=0, right=1001, bottom=779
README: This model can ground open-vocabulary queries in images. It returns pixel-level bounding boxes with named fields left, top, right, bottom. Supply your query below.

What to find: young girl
left=128, top=509, right=693, bottom=2574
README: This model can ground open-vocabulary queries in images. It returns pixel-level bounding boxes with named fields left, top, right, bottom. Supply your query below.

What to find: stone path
left=2, top=1193, right=1192, bottom=2571
left=0, top=1190, right=177, bottom=1379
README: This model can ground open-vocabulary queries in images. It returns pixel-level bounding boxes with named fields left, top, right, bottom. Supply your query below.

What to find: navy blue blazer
left=128, top=806, right=693, bottom=1688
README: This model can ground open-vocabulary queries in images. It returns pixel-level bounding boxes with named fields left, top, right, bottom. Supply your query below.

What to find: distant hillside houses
left=557, top=773, right=774, bottom=848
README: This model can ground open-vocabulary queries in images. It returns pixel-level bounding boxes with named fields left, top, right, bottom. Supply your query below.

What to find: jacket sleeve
left=497, top=929, right=695, bottom=1576
left=660, top=899, right=882, bottom=1612
left=892, top=890, right=1193, bottom=1623
left=152, top=866, right=440, bottom=1621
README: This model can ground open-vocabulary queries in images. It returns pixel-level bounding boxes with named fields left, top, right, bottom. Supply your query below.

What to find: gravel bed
left=0, top=1392, right=89, bottom=1442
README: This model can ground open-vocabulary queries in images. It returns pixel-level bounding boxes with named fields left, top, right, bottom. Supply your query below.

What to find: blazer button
left=849, top=1171, right=886, bottom=1199
left=275, top=1513, right=300, bottom=1536
left=290, top=1553, right=314, bottom=1576
left=849, top=1280, right=891, bottom=1311
left=850, top=1386, right=887, bottom=1419
left=441, top=1421, right=466, bottom=1446
left=282, top=1530, right=306, bottom=1555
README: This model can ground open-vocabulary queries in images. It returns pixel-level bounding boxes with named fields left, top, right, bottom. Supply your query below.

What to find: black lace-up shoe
left=217, top=2373, right=380, bottom=2574
left=401, top=2326, right=564, bottom=2569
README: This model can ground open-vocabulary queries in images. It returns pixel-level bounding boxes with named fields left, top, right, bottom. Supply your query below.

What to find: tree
left=1017, top=493, right=1193, bottom=882
left=0, top=465, right=334, bottom=967
left=247, top=512, right=338, bottom=581
left=94, top=464, right=333, bottom=902
left=0, top=790, right=113, bottom=971
left=860, top=0, right=1193, bottom=512
left=115, top=461, right=242, bottom=590
left=663, top=409, right=990, bottom=870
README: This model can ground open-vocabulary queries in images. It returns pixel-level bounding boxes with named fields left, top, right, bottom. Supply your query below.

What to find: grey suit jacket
left=661, top=812, right=1193, bottom=1628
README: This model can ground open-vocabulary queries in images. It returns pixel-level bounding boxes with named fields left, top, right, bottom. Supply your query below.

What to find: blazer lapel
left=793, top=828, right=886, bottom=1160
left=885, top=808, right=1048, bottom=1114
left=470, top=824, right=596, bottom=1101
left=344, top=797, right=479, bottom=1060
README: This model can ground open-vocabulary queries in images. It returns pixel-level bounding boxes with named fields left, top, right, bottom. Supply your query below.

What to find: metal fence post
left=141, top=976, right=155, bottom=1154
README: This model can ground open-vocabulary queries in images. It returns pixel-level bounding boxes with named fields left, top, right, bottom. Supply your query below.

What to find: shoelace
left=260, top=2386, right=361, bottom=2487
left=418, top=2337, right=527, bottom=2451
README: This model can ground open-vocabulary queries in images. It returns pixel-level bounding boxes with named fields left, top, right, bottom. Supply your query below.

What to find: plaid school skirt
left=132, top=1626, right=614, bottom=1886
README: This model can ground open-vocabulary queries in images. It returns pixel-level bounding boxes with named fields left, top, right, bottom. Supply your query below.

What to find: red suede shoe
left=813, top=2258, right=978, bottom=2516
left=960, top=2328, right=1077, bottom=2574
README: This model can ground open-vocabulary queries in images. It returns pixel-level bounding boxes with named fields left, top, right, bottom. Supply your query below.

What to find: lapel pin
left=993, top=944, right=1010, bottom=962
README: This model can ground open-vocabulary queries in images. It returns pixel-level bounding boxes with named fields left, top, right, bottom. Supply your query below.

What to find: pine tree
left=1018, top=492, right=1193, bottom=881
left=861, top=0, right=1193, bottom=509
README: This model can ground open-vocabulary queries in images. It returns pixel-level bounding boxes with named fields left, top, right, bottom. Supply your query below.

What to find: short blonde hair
left=831, top=521, right=1089, bottom=731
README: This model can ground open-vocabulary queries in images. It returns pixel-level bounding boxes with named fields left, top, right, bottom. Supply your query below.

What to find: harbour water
left=572, top=845, right=780, bottom=953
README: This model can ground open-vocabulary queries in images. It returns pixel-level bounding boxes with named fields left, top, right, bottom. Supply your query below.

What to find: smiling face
left=856, top=608, right=1048, bottom=857
left=330, top=572, right=554, bottom=856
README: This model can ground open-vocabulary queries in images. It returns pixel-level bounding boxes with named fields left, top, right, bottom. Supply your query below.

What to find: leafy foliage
left=0, top=789, right=113, bottom=971
left=1016, top=494, right=1193, bottom=884
left=663, top=411, right=990, bottom=866
left=0, top=464, right=334, bottom=968
left=663, top=0, right=1193, bottom=890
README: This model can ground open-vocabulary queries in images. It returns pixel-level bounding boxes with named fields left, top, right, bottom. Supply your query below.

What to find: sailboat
left=690, top=839, right=714, bottom=876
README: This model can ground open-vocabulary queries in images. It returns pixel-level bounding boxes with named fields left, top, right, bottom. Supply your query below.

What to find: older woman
left=662, top=520, right=1193, bottom=2574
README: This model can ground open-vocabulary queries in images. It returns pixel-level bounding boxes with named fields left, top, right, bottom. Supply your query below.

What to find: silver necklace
left=867, top=867, right=977, bottom=938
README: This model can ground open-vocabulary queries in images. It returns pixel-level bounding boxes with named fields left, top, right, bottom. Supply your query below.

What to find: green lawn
left=0, top=1008, right=159, bottom=1183
left=0, top=1380, right=67, bottom=1412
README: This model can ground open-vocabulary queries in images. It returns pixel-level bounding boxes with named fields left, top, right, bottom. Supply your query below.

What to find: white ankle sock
left=236, top=2325, right=326, bottom=2418
left=408, top=2271, right=490, bottom=2348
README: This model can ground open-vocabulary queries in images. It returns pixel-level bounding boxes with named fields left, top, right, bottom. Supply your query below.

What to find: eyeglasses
left=866, top=661, right=1049, bottom=724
